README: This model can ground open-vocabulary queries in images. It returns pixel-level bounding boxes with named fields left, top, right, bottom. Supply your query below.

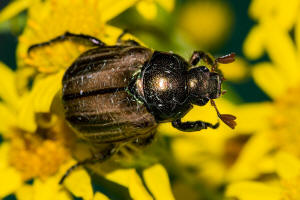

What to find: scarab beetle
left=28, top=31, right=236, bottom=183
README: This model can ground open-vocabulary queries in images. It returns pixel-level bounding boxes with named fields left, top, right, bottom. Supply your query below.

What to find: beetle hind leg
left=59, top=143, right=117, bottom=184
left=28, top=31, right=106, bottom=54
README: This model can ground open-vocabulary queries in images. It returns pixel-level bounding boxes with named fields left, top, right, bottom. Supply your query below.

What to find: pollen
left=8, top=115, right=75, bottom=180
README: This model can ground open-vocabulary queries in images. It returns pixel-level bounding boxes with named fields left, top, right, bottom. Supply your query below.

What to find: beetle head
left=187, top=66, right=222, bottom=106
left=187, top=52, right=237, bottom=129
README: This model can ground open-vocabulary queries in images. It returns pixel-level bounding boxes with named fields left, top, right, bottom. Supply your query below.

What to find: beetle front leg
left=172, top=118, right=219, bottom=132
left=28, top=31, right=106, bottom=54
left=189, top=51, right=235, bottom=71
left=189, top=51, right=215, bottom=66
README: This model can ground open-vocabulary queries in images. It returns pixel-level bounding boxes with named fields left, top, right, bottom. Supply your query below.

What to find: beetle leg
left=28, top=31, right=106, bottom=54
left=117, top=29, right=140, bottom=46
left=189, top=51, right=235, bottom=71
left=132, top=130, right=156, bottom=147
left=59, top=143, right=117, bottom=184
left=189, top=51, right=215, bottom=66
left=171, top=118, right=219, bottom=132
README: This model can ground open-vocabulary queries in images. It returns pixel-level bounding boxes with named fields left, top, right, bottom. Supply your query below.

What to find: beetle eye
left=199, top=66, right=209, bottom=72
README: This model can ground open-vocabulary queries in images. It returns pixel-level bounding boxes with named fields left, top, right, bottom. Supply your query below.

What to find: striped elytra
left=62, top=45, right=158, bottom=144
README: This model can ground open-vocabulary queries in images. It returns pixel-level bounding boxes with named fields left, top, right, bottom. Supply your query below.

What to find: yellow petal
left=0, top=143, right=11, bottom=169
left=16, top=185, right=34, bottom=200
left=156, top=0, right=174, bottom=12
left=128, top=174, right=153, bottom=200
left=31, top=71, right=64, bottom=112
left=33, top=178, right=60, bottom=200
left=100, top=0, right=138, bottom=23
left=249, top=0, right=299, bottom=30
left=248, top=0, right=272, bottom=21
left=0, top=62, right=19, bottom=108
left=0, top=167, right=23, bottom=198
left=105, top=169, right=134, bottom=187
left=263, top=23, right=299, bottom=85
left=273, top=0, right=299, bottom=30
left=235, top=102, right=274, bottom=133
left=17, top=93, right=36, bottom=132
left=0, top=143, right=23, bottom=198
left=94, top=192, right=110, bottom=200
left=227, top=131, right=275, bottom=181
left=136, top=0, right=157, bottom=20
left=143, top=164, right=175, bottom=200
left=171, top=130, right=233, bottom=166
left=252, top=63, right=287, bottom=100
left=22, top=186, right=70, bottom=200
left=56, top=190, right=73, bottom=200
left=243, top=25, right=265, bottom=59
left=0, top=0, right=34, bottom=23
left=226, top=181, right=281, bottom=200
left=295, top=12, right=300, bottom=62
left=275, top=151, right=300, bottom=179
left=64, top=168, right=93, bottom=200
left=15, top=67, right=36, bottom=95
left=106, top=169, right=153, bottom=200
left=32, top=161, right=75, bottom=200
left=0, top=103, right=16, bottom=135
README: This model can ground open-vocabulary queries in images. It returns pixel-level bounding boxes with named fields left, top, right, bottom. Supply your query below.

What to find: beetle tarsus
left=28, top=31, right=106, bottom=55
left=59, top=161, right=83, bottom=184
left=171, top=118, right=219, bottom=132
left=117, top=29, right=140, bottom=46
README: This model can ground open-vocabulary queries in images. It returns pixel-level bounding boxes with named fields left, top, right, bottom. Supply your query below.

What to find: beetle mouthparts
left=210, top=99, right=237, bottom=129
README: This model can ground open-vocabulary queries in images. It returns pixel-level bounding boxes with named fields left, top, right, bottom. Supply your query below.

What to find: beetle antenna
left=210, top=99, right=236, bottom=129
left=216, top=53, right=236, bottom=64
left=211, top=52, right=236, bottom=72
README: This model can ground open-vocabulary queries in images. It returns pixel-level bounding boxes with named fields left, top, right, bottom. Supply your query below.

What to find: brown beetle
left=28, top=31, right=236, bottom=183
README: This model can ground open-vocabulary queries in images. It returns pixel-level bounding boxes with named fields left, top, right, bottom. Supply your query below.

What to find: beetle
left=28, top=31, right=236, bottom=184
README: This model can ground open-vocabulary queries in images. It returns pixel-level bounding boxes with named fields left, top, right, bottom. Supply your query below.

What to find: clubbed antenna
left=210, top=99, right=237, bottom=129
left=211, top=52, right=236, bottom=72
left=216, top=53, right=236, bottom=64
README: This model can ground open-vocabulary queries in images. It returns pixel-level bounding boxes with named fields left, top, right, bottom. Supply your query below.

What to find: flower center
left=9, top=114, right=75, bottom=180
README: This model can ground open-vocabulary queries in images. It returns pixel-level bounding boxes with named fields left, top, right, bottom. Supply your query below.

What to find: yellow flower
left=136, top=0, right=174, bottom=20
left=224, top=0, right=300, bottom=199
left=163, top=0, right=300, bottom=194
left=0, top=0, right=176, bottom=199
left=226, top=152, right=300, bottom=200
left=228, top=0, right=300, bottom=177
